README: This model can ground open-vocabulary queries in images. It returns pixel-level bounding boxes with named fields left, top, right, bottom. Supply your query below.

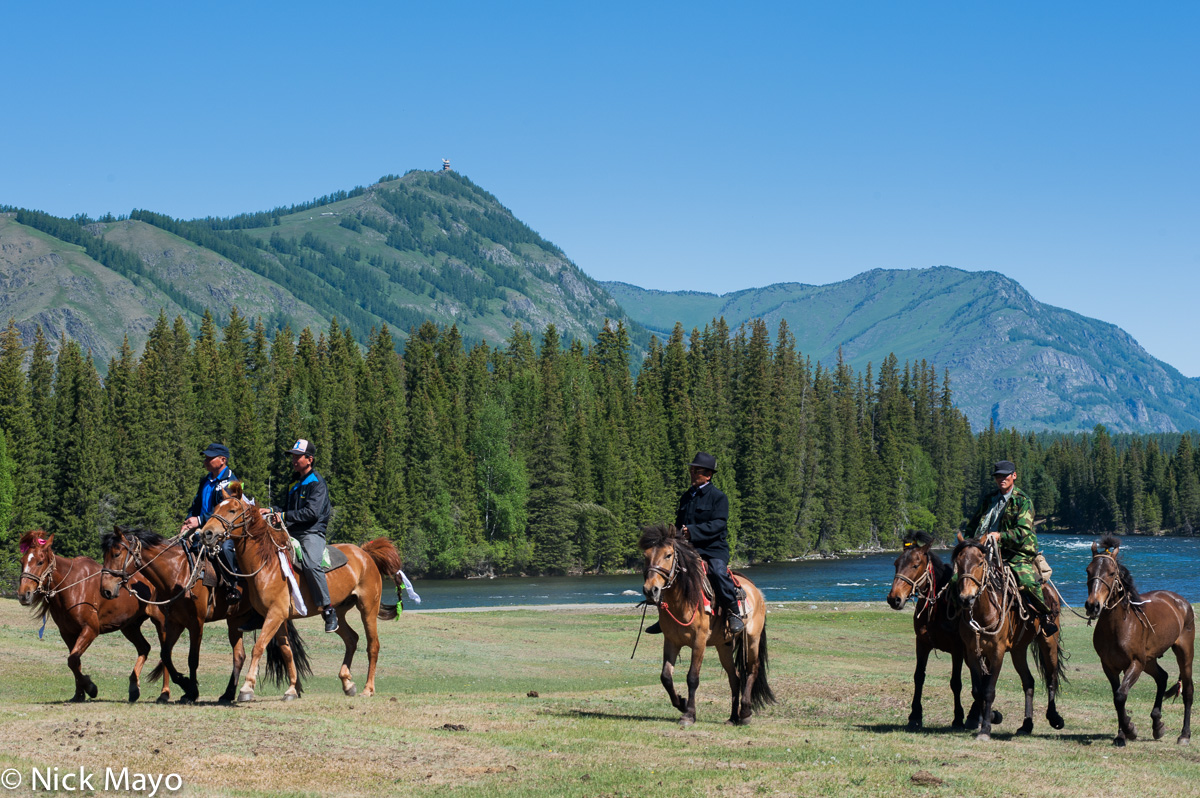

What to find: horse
left=952, top=538, right=1066, bottom=740
left=16, top=529, right=169, bottom=703
left=198, top=483, right=404, bottom=701
left=1084, top=535, right=1194, bottom=747
left=887, top=531, right=1001, bottom=730
left=639, top=523, right=775, bottom=727
left=99, top=525, right=311, bottom=703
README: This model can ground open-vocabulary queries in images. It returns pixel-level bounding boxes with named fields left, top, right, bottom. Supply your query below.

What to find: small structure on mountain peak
left=441, top=159, right=451, bottom=171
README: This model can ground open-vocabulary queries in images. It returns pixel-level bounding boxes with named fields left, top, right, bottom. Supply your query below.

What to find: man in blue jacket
left=180, top=442, right=243, bottom=601
left=262, top=439, right=338, bottom=633
left=648, top=452, right=745, bottom=635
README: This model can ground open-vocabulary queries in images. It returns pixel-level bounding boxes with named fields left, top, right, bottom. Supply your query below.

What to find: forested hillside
left=2, top=314, right=1198, bottom=585
left=605, top=269, right=1200, bottom=434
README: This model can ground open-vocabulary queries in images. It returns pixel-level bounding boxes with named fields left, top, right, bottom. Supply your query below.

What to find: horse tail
left=1034, top=629, right=1070, bottom=692
left=148, top=660, right=165, bottom=684
left=1166, top=679, right=1182, bottom=700
left=362, top=538, right=404, bottom=619
left=745, top=623, right=777, bottom=710
left=264, top=620, right=312, bottom=695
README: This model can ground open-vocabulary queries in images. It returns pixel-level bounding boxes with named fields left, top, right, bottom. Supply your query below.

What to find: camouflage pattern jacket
left=966, top=486, right=1037, bottom=564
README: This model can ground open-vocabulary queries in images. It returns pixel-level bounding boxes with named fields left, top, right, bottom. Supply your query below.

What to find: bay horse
left=888, top=531, right=1000, bottom=730
left=199, top=483, right=404, bottom=701
left=1084, top=535, right=1194, bottom=746
left=953, top=538, right=1066, bottom=740
left=639, top=524, right=774, bottom=727
left=16, top=529, right=169, bottom=703
left=99, top=525, right=311, bottom=703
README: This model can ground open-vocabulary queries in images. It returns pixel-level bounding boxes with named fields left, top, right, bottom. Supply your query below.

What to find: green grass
left=1, top=600, right=1197, bottom=797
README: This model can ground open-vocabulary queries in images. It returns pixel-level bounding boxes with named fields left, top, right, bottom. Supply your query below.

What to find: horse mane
left=951, top=538, right=984, bottom=561
left=1097, top=535, right=1142, bottom=602
left=639, top=523, right=705, bottom=611
left=927, top=549, right=953, bottom=587
left=100, top=525, right=165, bottom=554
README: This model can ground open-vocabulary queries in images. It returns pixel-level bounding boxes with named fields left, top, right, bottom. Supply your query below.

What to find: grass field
left=0, top=598, right=1196, bottom=797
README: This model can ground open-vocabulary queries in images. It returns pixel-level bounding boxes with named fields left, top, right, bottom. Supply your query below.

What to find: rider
left=180, top=442, right=243, bottom=602
left=260, top=438, right=339, bottom=633
left=648, top=452, right=745, bottom=636
left=966, top=459, right=1059, bottom=636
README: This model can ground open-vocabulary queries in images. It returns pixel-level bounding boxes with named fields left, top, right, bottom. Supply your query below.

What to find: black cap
left=688, top=451, right=717, bottom=472
left=286, top=438, right=316, bottom=457
left=201, top=443, right=230, bottom=460
left=992, top=460, right=1016, bottom=477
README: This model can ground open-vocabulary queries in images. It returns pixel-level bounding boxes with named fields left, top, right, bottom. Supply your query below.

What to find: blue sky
left=3, top=2, right=1198, bottom=375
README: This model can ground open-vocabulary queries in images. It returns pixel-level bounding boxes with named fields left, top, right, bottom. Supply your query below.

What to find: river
left=398, top=533, right=1200, bottom=610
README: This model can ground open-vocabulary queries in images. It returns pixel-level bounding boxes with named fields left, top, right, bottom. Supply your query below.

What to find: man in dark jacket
left=262, top=438, right=338, bottom=633
left=180, top=442, right=242, bottom=601
left=648, top=452, right=745, bottom=635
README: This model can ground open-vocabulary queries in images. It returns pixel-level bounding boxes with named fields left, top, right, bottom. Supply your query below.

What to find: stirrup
left=726, top=614, right=746, bottom=634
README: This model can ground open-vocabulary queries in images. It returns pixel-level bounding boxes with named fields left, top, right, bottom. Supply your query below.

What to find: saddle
left=698, top=561, right=746, bottom=617
left=288, top=538, right=349, bottom=573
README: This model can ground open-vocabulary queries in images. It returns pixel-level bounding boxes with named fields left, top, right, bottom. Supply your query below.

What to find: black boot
left=726, top=613, right=745, bottom=635
left=322, top=606, right=339, bottom=633
left=645, top=622, right=662, bottom=634
left=1040, top=614, right=1059, bottom=636
left=224, top=579, right=242, bottom=603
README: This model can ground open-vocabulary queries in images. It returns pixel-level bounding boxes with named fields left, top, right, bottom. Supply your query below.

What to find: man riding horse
left=180, top=443, right=243, bottom=602
left=647, top=451, right=745, bottom=636
left=965, top=460, right=1059, bottom=636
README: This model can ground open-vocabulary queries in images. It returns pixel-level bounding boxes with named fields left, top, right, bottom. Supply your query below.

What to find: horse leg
left=181, top=621, right=203, bottom=703
left=238, top=610, right=286, bottom=702
left=716, top=637, right=741, bottom=724
left=659, top=639, right=686, bottom=716
left=976, top=653, right=1003, bottom=741
left=219, top=628, right=247, bottom=705
left=1010, top=645, right=1036, bottom=736
left=736, top=632, right=763, bottom=724
left=1146, top=658, right=1170, bottom=740
left=1174, top=640, right=1193, bottom=744
left=909, top=639, right=932, bottom=730
left=949, top=650, right=967, bottom=729
left=356, top=593, right=381, bottom=697
left=157, top=620, right=193, bottom=703
left=120, top=626, right=152, bottom=703
left=1038, top=632, right=1065, bottom=730
left=1108, top=660, right=1144, bottom=746
left=678, top=643, right=706, bottom=728
left=334, top=605, right=361, bottom=697
left=61, top=625, right=98, bottom=702
left=271, top=625, right=302, bottom=701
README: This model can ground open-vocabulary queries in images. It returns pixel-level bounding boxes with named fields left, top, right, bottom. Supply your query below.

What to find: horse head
left=98, top=526, right=141, bottom=600
left=1085, top=535, right=1123, bottom=618
left=17, top=530, right=54, bottom=606
left=888, top=531, right=933, bottom=610
left=198, top=482, right=253, bottom=549
left=952, top=538, right=989, bottom=606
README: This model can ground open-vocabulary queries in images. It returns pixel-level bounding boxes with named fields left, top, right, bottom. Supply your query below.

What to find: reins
left=101, top=532, right=197, bottom=606
left=644, top=541, right=701, bottom=628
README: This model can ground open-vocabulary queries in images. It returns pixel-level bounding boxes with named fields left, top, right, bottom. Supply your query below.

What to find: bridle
left=20, top=551, right=57, bottom=597
left=1087, top=552, right=1125, bottom=614
left=892, top=551, right=936, bottom=614
left=100, top=532, right=195, bottom=605
left=644, top=544, right=681, bottom=597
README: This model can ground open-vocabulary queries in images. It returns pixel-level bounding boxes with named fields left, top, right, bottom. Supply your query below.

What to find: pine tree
left=527, top=325, right=576, bottom=573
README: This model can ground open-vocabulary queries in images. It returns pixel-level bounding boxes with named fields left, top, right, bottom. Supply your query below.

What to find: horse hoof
left=344, top=684, right=357, bottom=697
left=907, top=719, right=923, bottom=732
left=156, top=693, right=170, bottom=705
left=218, top=695, right=234, bottom=706
left=678, top=717, right=695, bottom=729
left=1178, top=736, right=1190, bottom=745
left=179, top=695, right=196, bottom=705
left=282, top=693, right=297, bottom=702
left=950, top=720, right=964, bottom=730
left=69, top=694, right=86, bottom=703
left=976, top=733, right=991, bottom=742
left=1153, top=721, right=1166, bottom=740
left=85, top=683, right=98, bottom=699
left=1113, top=737, right=1126, bottom=747
left=238, top=690, right=254, bottom=703
left=1126, top=726, right=1138, bottom=741
left=128, top=686, right=140, bottom=703
left=991, top=710, right=1003, bottom=725
left=1016, top=724, right=1032, bottom=736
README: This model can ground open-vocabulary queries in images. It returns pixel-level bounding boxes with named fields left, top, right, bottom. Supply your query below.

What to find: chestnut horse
left=99, top=525, right=311, bottom=703
left=1085, top=535, right=1194, bottom=746
left=888, top=532, right=1001, bottom=730
left=953, top=538, right=1066, bottom=740
left=16, top=529, right=169, bottom=703
left=639, top=524, right=774, bottom=727
left=199, top=483, right=404, bottom=701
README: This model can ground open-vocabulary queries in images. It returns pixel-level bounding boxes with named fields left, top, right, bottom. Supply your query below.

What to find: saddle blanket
left=287, top=538, right=349, bottom=573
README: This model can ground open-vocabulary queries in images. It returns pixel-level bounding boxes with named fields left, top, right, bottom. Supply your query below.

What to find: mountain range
left=2, top=170, right=1197, bottom=434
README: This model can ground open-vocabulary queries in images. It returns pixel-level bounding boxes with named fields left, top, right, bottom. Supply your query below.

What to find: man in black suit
left=647, top=451, right=745, bottom=635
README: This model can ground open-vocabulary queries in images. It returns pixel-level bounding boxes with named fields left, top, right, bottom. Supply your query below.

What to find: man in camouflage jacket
left=966, top=460, right=1059, bottom=635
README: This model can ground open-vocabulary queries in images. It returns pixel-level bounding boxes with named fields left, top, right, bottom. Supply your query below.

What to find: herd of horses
left=14, top=500, right=1196, bottom=748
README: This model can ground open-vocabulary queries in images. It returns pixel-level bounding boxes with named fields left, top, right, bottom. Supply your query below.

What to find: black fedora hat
left=687, top=452, right=717, bottom=472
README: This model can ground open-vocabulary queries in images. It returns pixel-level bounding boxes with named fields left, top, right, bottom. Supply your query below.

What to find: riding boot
left=645, top=622, right=662, bottom=634
left=725, top=610, right=745, bottom=635
left=322, top=605, right=339, bottom=633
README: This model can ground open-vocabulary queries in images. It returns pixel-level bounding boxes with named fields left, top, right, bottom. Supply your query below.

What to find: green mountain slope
left=604, top=267, right=1200, bottom=433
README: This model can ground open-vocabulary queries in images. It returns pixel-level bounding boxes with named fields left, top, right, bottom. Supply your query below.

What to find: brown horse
left=888, top=531, right=1001, bottom=730
left=16, top=529, right=169, bottom=703
left=1084, top=535, right=1194, bottom=747
left=199, top=483, right=403, bottom=701
left=99, top=525, right=311, bottom=703
left=639, top=524, right=775, bottom=727
left=953, top=538, right=1066, bottom=740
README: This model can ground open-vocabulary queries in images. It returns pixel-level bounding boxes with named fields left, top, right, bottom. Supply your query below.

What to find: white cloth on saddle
left=277, top=551, right=308, bottom=616
left=397, top=569, right=421, bottom=604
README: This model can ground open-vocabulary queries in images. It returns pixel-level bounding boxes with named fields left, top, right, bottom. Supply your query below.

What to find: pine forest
left=2, top=311, right=1200, bottom=586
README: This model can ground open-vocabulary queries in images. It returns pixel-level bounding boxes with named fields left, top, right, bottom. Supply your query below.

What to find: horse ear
left=955, top=531, right=964, bottom=544
left=42, top=533, right=54, bottom=548
left=227, top=481, right=244, bottom=499
left=1091, top=541, right=1098, bottom=555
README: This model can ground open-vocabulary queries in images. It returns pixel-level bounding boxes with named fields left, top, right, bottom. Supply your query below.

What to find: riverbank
left=2, top=598, right=1198, bottom=797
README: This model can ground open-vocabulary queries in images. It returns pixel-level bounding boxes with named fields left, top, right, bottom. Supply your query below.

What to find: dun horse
left=1085, top=535, right=1194, bottom=746
left=888, top=531, right=1000, bottom=730
left=16, top=529, right=169, bottom=702
left=953, top=538, right=1066, bottom=740
left=639, top=523, right=774, bottom=727
left=199, top=483, right=404, bottom=701
left=99, top=525, right=311, bottom=703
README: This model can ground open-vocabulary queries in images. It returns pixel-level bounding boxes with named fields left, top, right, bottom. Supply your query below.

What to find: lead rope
left=630, top=602, right=650, bottom=659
